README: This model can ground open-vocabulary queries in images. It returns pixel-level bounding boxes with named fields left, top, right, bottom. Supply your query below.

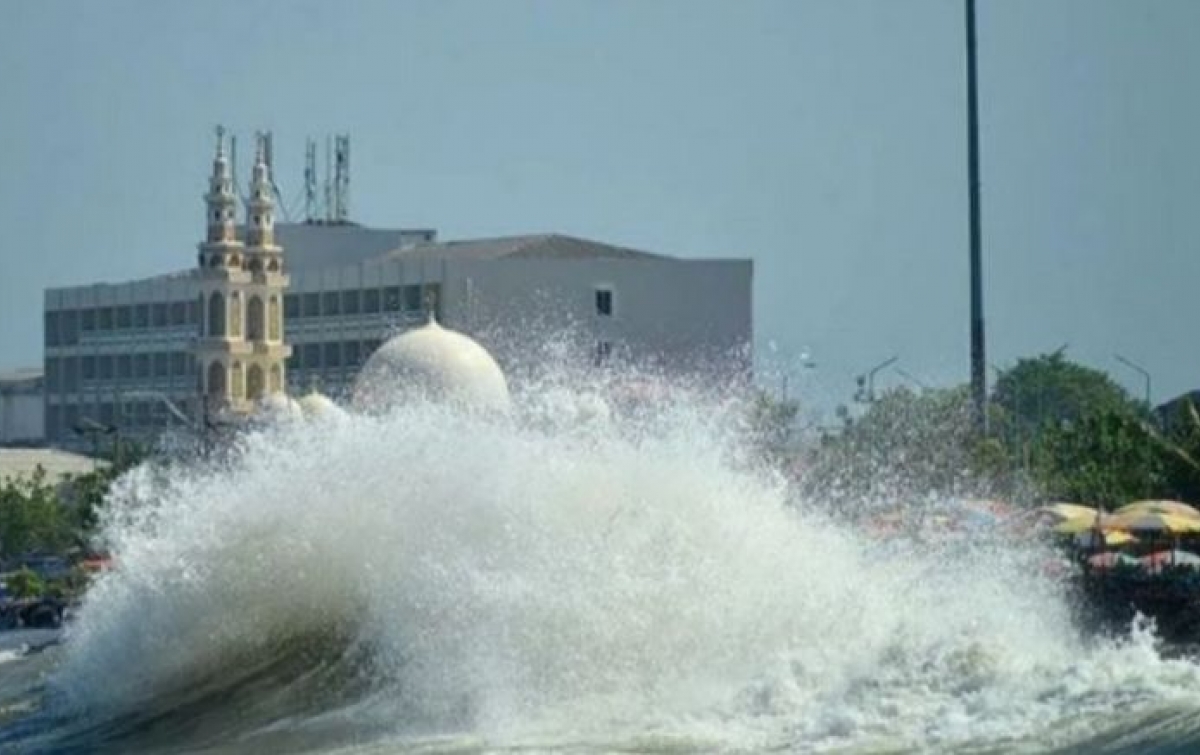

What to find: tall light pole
left=966, top=0, right=988, bottom=437
left=1114, top=354, right=1151, bottom=408
left=857, top=355, right=899, bottom=403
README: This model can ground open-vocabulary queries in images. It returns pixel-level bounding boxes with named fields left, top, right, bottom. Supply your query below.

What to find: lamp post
left=856, top=355, right=899, bottom=403
left=1114, top=354, right=1151, bottom=408
left=966, top=0, right=988, bottom=437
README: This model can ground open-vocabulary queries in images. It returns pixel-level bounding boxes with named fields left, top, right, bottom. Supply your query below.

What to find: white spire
left=204, top=124, right=237, bottom=245
left=246, top=131, right=276, bottom=248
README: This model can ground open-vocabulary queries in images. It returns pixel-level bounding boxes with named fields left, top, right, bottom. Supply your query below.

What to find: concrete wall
left=0, top=377, right=44, bottom=444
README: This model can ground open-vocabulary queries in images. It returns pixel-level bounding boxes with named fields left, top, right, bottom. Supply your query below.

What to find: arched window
left=269, top=363, right=282, bottom=392
left=208, top=292, right=225, bottom=337
left=231, top=361, right=245, bottom=399
left=267, top=296, right=280, bottom=341
left=247, top=296, right=265, bottom=340
left=207, top=361, right=226, bottom=398
left=229, top=292, right=242, bottom=337
left=198, top=294, right=206, bottom=336
left=247, top=365, right=265, bottom=400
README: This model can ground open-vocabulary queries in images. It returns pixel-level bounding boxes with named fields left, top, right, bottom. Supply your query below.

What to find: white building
left=0, top=368, right=44, bottom=445
left=42, top=140, right=752, bottom=447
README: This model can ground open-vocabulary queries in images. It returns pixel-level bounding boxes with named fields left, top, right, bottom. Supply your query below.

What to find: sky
left=1, top=0, right=1198, bottom=415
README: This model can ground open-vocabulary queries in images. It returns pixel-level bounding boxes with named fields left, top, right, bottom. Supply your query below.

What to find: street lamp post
left=966, top=0, right=988, bottom=437
left=1114, top=354, right=1151, bottom=408
left=856, top=355, right=899, bottom=403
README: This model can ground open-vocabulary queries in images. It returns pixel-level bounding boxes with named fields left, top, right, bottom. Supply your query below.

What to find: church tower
left=194, top=128, right=291, bottom=419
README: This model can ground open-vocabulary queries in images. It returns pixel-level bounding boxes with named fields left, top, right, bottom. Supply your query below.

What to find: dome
left=298, top=391, right=340, bottom=418
left=256, top=393, right=303, bottom=421
left=352, top=318, right=510, bottom=413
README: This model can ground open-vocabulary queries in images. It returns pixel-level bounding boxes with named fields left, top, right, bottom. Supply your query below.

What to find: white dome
left=353, top=319, right=510, bottom=413
left=298, top=391, right=339, bottom=417
left=256, top=393, right=303, bottom=421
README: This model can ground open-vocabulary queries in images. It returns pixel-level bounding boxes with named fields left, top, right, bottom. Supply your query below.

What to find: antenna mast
left=304, top=139, right=317, bottom=223
left=334, top=134, right=351, bottom=223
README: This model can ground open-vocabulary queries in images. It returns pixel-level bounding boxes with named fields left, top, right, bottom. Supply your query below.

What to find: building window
left=172, top=352, right=187, bottom=376
left=81, top=356, right=96, bottom=381
left=323, top=291, right=341, bottom=316
left=303, top=343, right=321, bottom=368
left=46, top=405, right=61, bottom=438
left=342, top=290, right=360, bottom=315
left=344, top=341, right=361, bottom=366
left=98, top=355, right=114, bottom=381
left=208, top=292, right=226, bottom=337
left=403, top=285, right=422, bottom=311
left=60, top=311, right=79, bottom=345
left=595, top=288, right=613, bottom=317
left=154, top=352, right=169, bottom=377
left=171, top=301, right=187, bottom=325
left=188, top=299, right=199, bottom=325
left=363, top=339, right=382, bottom=359
left=98, top=307, right=114, bottom=330
left=135, top=304, right=150, bottom=328
left=303, top=292, right=320, bottom=317
left=324, top=342, right=342, bottom=368
left=284, top=294, right=299, bottom=319
left=287, top=349, right=301, bottom=370
left=153, top=303, right=169, bottom=327
left=81, top=309, right=96, bottom=332
left=116, top=306, right=132, bottom=329
left=116, top=354, right=131, bottom=379
left=383, top=287, right=402, bottom=312
left=62, top=357, right=79, bottom=391
left=99, top=402, right=115, bottom=426
left=364, top=289, right=381, bottom=313
left=135, top=353, right=150, bottom=378
left=44, top=312, right=60, bottom=347
left=44, top=359, right=60, bottom=391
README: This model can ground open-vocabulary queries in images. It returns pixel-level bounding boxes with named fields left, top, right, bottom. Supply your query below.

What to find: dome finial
left=424, top=287, right=438, bottom=325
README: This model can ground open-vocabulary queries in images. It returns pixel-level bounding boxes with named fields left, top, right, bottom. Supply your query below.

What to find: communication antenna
left=262, top=130, right=293, bottom=221
left=324, top=135, right=333, bottom=224
left=304, top=139, right=318, bottom=223
left=334, top=134, right=351, bottom=223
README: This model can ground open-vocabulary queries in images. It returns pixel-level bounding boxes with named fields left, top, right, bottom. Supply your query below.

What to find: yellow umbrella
left=1114, top=500, right=1200, bottom=520
left=1103, top=512, right=1200, bottom=535
left=1040, top=503, right=1100, bottom=522
left=1074, top=530, right=1136, bottom=549
left=1053, top=514, right=1109, bottom=535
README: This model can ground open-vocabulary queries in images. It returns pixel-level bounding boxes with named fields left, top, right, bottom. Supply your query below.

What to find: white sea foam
left=50, top=379, right=1200, bottom=751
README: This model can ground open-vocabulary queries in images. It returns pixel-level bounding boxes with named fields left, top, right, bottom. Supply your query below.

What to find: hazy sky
left=2, top=0, right=1198, bottom=413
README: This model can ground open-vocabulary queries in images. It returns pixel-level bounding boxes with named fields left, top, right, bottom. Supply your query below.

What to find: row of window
left=287, top=339, right=383, bottom=371
left=45, top=352, right=195, bottom=392
left=46, top=283, right=444, bottom=347
left=47, top=400, right=182, bottom=438
left=46, top=301, right=199, bottom=347
left=284, top=284, right=437, bottom=319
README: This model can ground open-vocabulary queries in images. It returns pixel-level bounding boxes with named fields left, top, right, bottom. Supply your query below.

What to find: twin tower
left=194, top=128, right=291, bottom=417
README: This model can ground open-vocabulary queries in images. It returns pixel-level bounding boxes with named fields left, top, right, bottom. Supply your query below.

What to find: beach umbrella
left=1074, top=530, right=1136, bottom=549
left=1114, top=500, right=1200, bottom=519
left=1140, top=550, right=1200, bottom=573
left=1041, top=503, right=1100, bottom=522
left=1087, top=552, right=1140, bottom=569
left=1053, top=514, right=1109, bottom=535
left=1104, top=512, right=1200, bottom=535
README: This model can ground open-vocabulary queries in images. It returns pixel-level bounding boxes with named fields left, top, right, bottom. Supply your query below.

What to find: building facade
left=0, top=369, right=44, bottom=445
left=42, top=144, right=752, bottom=447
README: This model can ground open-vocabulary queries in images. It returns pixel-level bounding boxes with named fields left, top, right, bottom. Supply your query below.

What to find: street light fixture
left=1114, top=354, right=1151, bottom=408
left=856, top=355, right=899, bottom=403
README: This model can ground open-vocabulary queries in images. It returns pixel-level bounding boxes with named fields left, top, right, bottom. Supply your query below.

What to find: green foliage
left=0, top=467, right=72, bottom=557
left=992, top=352, right=1138, bottom=443
left=747, top=391, right=800, bottom=465
left=1031, top=408, right=1162, bottom=508
left=5, top=567, right=45, bottom=599
left=804, top=385, right=1000, bottom=499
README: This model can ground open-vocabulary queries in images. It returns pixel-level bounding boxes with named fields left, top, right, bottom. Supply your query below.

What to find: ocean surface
left=4, top=381, right=1200, bottom=754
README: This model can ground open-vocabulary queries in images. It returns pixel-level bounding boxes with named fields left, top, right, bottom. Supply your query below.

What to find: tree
left=5, top=567, right=45, bottom=599
left=802, top=385, right=1003, bottom=502
left=0, top=467, right=71, bottom=558
left=1031, top=408, right=1162, bottom=508
left=992, top=352, right=1139, bottom=446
